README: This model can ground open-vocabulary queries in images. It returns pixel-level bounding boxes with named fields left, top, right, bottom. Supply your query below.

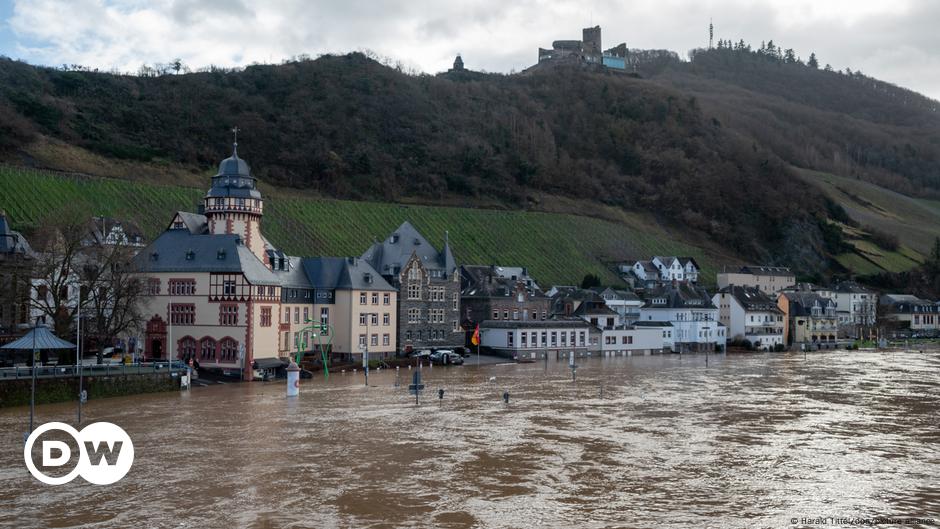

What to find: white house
left=479, top=319, right=591, bottom=358
left=829, top=281, right=878, bottom=335
left=629, top=256, right=699, bottom=284
left=639, top=282, right=725, bottom=352
left=713, top=286, right=785, bottom=350
left=598, top=326, right=664, bottom=355
left=593, top=287, right=643, bottom=324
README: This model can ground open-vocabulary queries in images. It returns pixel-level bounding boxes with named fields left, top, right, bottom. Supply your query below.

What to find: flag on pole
left=471, top=324, right=480, bottom=346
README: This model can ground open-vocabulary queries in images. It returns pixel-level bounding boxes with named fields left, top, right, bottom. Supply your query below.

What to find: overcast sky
left=0, top=0, right=937, bottom=100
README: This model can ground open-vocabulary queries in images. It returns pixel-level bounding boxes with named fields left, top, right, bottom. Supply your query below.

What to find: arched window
left=200, top=338, right=216, bottom=359
left=220, top=338, right=239, bottom=361
left=179, top=336, right=196, bottom=359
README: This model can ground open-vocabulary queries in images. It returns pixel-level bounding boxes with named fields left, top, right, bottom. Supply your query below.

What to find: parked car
left=410, top=349, right=433, bottom=360
left=430, top=350, right=464, bottom=366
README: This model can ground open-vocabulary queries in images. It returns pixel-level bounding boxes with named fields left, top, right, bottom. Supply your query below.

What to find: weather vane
left=231, top=126, right=239, bottom=147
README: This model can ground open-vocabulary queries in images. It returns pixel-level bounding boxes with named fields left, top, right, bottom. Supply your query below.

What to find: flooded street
left=1, top=351, right=939, bottom=528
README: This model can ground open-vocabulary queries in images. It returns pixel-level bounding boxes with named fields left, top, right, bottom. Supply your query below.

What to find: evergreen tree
left=784, top=48, right=797, bottom=63
left=824, top=63, right=833, bottom=71
left=808, top=53, right=819, bottom=68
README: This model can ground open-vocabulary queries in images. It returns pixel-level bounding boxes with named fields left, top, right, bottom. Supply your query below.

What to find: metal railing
left=0, top=361, right=186, bottom=380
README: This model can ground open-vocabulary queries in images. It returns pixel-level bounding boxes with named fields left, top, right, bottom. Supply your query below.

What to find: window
left=408, top=308, right=420, bottom=323
left=541, top=332, right=547, bottom=346
left=383, top=313, right=390, bottom=326
left=452, top=320, right=459, bottom=332
left=579, top=331, right=586, bottom=345
left=179, top=337, right=196, bottom=358
left=531, top=332, right=537, bottom=345
left=223, top=280, right=236, bottom=296
left=408, top=284, right=421, bottom=300
left=551, top=332, right=557, bottom=346
left=512, top=309, right=519, bottom=320
left=220, top=338, right=238, bottom=361
left=369, top=313, right=377, bottom=326
left=283, top=307, right=290, bottom=324
left=320, top=308, right=330, bottom=333
left=220, top=305, right=238, bottom=326
left=383, top=334, right=390, bottom=346
left=303, top=307, right=309, bottom=323
left=360, top=292, right=367, bottom=305
left=503, top=310, right=509, bottom=319
left=147, top=278, right=161, bottom=295
left=358, top=334, right=366, bottom=348
left=561, top=332, right=567, bottom=345
left=521, top=333, right=528, bottom=346
left=383, top=293, right=390, bottom=305
left=200, top=338, right=216, bottom=359
left=453, top=294, right=458, bottom=310
left=169, top=279, right=196, bottom=296
left=294, top=307, right=300, bottom=324
left=405, top=331, right=412, bottom=341
left=371, top=334, right=378, bottom=346
left=372, top=292, right=379, bottom=305
left=170, top=304, right=195, bottom=325
left=360, top=314, right=367, bottom=326
left=260, top=307, right=272, bottom=327
left=507, top=332, right=514, bottom=347
left=492, top=310, right=499, bottom=320
left=408, top=266, right=421, bottom=280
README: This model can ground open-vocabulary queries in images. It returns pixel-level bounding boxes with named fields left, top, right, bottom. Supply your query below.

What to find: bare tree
left=29, top=209, right=147, bottom=363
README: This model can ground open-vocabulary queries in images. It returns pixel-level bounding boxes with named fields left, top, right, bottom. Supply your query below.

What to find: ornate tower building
left=203, top=142, right=266, bottom=262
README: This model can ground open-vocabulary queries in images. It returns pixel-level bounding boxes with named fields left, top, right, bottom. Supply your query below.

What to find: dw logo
left=23, top=422, right=134, bottom=485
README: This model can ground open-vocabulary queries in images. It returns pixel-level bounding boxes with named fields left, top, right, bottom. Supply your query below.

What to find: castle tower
left=582, top=26, right=602, bottom=63
left=203, top=140, right=266, bottom=262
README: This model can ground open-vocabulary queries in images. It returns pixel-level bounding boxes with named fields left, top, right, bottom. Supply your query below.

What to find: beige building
left=717, top=265, right=795, bottom=295
left=777, top=291, right=838, bottom=349
left=275, top=256, right=397, bottom=363
left=134, top=144, right=398, bottom=379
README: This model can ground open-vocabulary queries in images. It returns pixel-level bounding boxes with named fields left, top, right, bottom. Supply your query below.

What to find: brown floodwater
left=1, top=351, right=939, bottom=528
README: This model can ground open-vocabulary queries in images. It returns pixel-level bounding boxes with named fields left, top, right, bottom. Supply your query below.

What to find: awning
left=252, top=357, right=287, bottom=370
left=1, top=326, right=76, bottom=351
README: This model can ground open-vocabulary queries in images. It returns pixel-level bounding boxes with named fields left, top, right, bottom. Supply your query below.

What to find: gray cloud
left=5, top=0, right=938, bottom=99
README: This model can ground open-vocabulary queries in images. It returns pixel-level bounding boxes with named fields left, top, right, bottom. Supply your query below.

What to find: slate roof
left=302, top=257, right=396, bottom=291
left=0, top=212, right=31, bottom=255
left=361, top=221, right=456, bottom=277
left=738, top=265, right=794, bottom=276
left=572, top=302, right=619, bottom=317
left=132, top=229, right=280, bottom=285
left=460, top=264, right=545, bottom=298
left=593, top=287, right=641, bottom=301
left=273, top=256, right=313, bottom=289
left=205, top=145, right=262, bottom=200
left=718, top=285, right=783, bottom=313
left=169, top=211, right=209, bottom=234
left=781, top=291, right=835, bottom=317
left=642, top=282, right=716, bottom=309
left=832, top=281, right=874, bottom=294
left=481, top=318, right=590, bottom=329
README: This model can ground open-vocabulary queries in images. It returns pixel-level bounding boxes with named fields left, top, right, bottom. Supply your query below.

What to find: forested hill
left=0, top=49, right=937, bottom=275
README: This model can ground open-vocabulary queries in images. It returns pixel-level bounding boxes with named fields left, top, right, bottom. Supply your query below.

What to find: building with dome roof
left=134, top=142, right=397, bottom=379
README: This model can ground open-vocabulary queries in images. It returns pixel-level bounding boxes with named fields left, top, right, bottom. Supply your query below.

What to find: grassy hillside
left=0, top=166, right=722, bottom=287
left=798, top=168, right=940, bottom=275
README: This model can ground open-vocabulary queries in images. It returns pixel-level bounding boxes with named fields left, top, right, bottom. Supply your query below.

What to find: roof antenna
left=709, top=18, right=714, bottom=49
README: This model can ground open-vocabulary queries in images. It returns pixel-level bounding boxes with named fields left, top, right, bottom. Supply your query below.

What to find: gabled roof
left=132, top=229, right=279, bottom=285
left=832, top=281, right=874, bottom=294
left=168, top=211, right=209, bottom=235
left=642, top=282, right=716, bottom=309
left=781, top=291, right=834, bottom=316
left=572, top=302, right=619, bottom=317
left=460, top=264, right=545, bottom=298
left=718, top=285, right=783, bottom=313
left=0, top=211, right=31, bottom=255
left=361, top=221, right=455, bottom=276
left=302, top=257, right=395, bottom=291
left=273, top=256, right=312, bottom=289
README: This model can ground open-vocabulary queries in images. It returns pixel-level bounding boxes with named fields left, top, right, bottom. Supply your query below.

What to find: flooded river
left=1, top=351, right=939, bottom=528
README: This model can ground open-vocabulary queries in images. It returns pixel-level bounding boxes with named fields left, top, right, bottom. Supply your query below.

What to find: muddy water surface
left=1, top=351, right=938, bottom=528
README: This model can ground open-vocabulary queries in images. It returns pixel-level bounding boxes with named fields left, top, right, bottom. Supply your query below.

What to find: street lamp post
left=76, top=284, right=84, bottom=425
left=29, top=317, right=39, bottom=435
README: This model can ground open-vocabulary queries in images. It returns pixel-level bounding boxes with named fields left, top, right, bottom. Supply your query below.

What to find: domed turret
left=203, top=139, right=266, bottom=262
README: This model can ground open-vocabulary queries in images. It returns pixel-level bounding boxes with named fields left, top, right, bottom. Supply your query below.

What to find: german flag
left=470, top=324, right=480, bottom=346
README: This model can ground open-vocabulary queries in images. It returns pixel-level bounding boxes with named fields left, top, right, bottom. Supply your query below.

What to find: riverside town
left=1, top=10, right=939, bottom=529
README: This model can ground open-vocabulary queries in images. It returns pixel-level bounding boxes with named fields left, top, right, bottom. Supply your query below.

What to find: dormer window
left=173, top=221, right=185, bottom=230
left=364, top=273, right=373, bottom=284
left=391, top=234, right=399, bottom=243
left=185, top=250, right=195, bottom=261
left=217, top=249, right=226, bottom=260
left=150, top=252, right=159, bottom=261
